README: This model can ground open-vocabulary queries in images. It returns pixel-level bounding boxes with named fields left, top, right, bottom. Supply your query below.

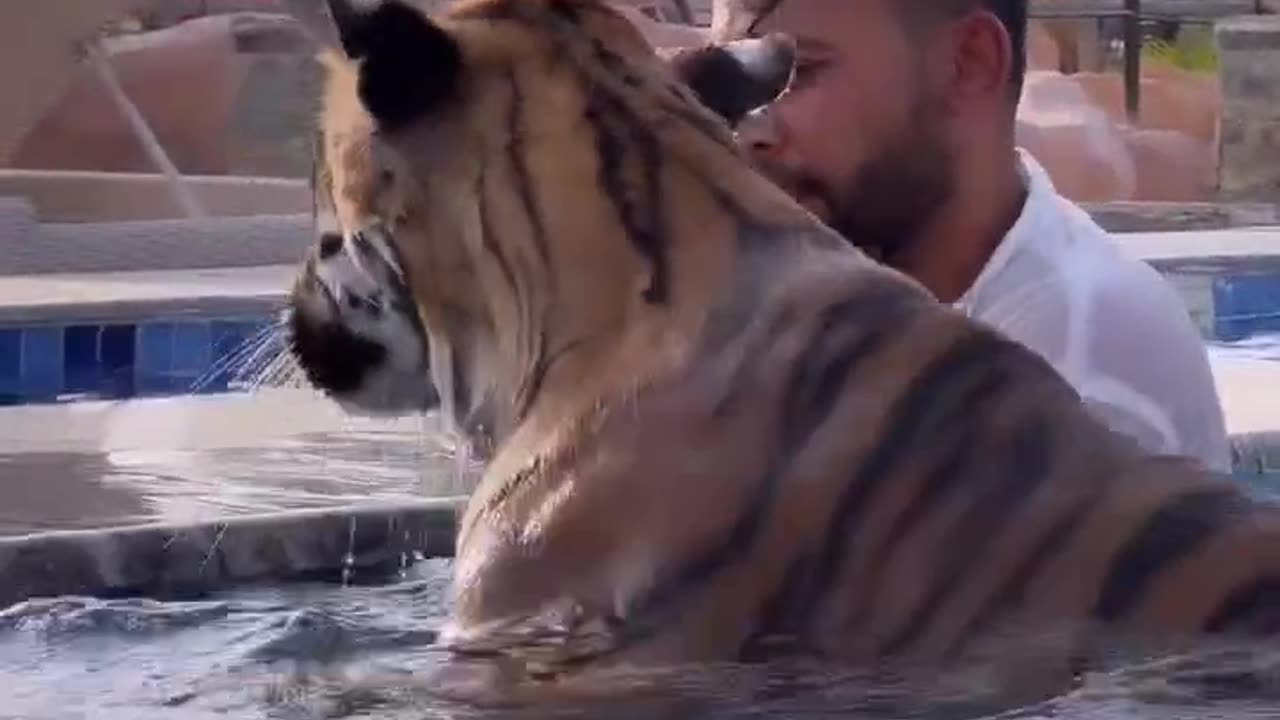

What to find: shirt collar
left=953, top=148, right=1055, bottom=312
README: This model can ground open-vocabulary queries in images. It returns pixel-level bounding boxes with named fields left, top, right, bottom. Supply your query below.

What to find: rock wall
left=7, top=7, right=1234, bottom=205
left=1217, top=15, right=1280, bottom=202
left=0, top=0, right=152, bottom=165
left=1014, top=17, right=1226, bottom=204
left=10, top=12, right=320, bottom=178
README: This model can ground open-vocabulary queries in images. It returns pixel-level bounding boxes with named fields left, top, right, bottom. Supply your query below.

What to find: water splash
left=236, top=317, right=311, bottom=394
left=452, top=428, right=473, bottom=495
left=399, top=530, right=413, bottom=580
left=199, top=523, right=229, bottom=574
left=341, top=517, right=357, bottom=588
left=189, top=320, right=291, bottom=395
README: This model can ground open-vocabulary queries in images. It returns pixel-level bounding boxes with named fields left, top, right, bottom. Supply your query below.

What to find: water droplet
left=341, top=517, right=358, bottom=587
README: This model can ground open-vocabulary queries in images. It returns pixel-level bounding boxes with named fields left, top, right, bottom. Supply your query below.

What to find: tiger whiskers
left=239, top=319, right=312, bottom=393
left=187, top=317, right=298, bottom=395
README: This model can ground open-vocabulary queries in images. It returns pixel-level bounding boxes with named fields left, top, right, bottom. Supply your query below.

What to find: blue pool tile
left=136, top=323, right=176, bottom=395
left=208, top=319, right=261, bottom=388
left=172, top=322, right=211, bottom=374
left=194, top=376, right=230, bottom=394
left=100, top=324, right=136, bottom=370
left=63, top=325, right=101, bottom=394
left=0, top=329, right=19, bottom=381
left=211, top=320, right=249, bottom=358
left=1213, top=276, right=1280, bottom=342
left=0, top=328, right=18, bottom=398
left=1, top=313, right=279, bottom=405
left=20, top=326, right=63, bottom=402
left=99, top=325, right=137, bottom=398
left=64, top=325, right=98, bottom=369
left=170, top=322, right=214, bottom=394
left=137, top=323, right=174, bottom=373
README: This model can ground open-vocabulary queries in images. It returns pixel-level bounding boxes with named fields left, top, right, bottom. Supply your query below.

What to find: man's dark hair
left=900, top=0, right=1029, bottom=102
left=715, top=0, right=1029, bottom=102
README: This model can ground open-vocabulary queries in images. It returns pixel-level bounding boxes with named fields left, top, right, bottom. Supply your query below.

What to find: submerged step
left=0, top=497, right=463, bottom=608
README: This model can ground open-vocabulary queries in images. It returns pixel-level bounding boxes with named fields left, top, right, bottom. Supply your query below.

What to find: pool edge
left=0, top=497, right=465, bottom=609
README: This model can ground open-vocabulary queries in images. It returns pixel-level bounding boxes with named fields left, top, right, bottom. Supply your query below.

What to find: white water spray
left=341, top=517, right=357, bottom=587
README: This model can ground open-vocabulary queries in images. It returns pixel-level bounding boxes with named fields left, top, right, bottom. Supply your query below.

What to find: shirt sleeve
left=964, top=249, right=1232, bottom=475
left=1070, top=267, right=1233, bottom=474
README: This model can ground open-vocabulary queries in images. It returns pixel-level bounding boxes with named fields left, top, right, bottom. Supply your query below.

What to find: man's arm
left=1072, top=276, right=1233, bottom=474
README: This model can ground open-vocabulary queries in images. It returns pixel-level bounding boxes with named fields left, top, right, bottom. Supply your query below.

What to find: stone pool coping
left=2, top=225, right=1280, bottom=325
left=1211, top=357, right=1280, bottom=437
left=0, top=497, right=463, bottom=608
left=0, top=264, right=291, bottom=325
left=1114, top=226, right=1280, bottom=263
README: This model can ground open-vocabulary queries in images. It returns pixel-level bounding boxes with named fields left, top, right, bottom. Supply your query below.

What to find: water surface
left=4, top=565, right=1279, bottom=720
left=0, top=388, right=475, bottom=537
left=3, top=388, right=1280, bottom=718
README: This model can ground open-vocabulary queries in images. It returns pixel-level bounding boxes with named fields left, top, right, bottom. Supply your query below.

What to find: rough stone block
left=1221, top=118, right=1280, bottom=196
left=226, top=52, right=321, bottom=178
left=1219, top=51, right=1280, bottom=108
left=1216, top=15, right=1280, bottom=201
left=1216, top=14, right=1280, bottom=52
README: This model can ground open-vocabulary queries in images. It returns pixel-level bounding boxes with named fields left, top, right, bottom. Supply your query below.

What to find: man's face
left=725, top=0, right=957, bottom=264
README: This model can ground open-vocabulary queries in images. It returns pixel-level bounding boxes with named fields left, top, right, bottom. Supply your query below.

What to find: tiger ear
left=323, top=0, right=463, bottom=132
left=662, top=33, right=796, bottom=128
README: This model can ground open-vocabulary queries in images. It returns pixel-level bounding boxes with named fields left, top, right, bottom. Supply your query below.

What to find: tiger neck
left=477, top=157, right=853, bottom=501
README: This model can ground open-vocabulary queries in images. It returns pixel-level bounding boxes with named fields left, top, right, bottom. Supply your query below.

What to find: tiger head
left=287, top=0, right=800, bottom=459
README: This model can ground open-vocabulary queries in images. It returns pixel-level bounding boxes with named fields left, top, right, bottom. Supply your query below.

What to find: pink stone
left=1016, top=70, right=1219, bottom=203
left=1027, top=20, right=1061, bottom=71
left=1071, top=69, right=1223, bottom=146
left=1122, top=127, right=1217, bottom=202
left=12, top=15, right=243, bottom=175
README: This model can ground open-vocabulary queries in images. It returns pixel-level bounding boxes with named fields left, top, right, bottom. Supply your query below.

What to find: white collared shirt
left=953, top=150, right=1232, bottom=473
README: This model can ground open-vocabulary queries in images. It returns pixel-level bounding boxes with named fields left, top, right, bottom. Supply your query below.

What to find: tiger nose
left=318, top=232, right=345, bottom=260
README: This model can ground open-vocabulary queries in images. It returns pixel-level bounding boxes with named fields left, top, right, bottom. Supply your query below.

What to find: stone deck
left=0, top=264, right=291, bottom=324
left=0, top=226, right=1276, bottom=317
left=1211, top=357, right=1280, bottom=436
left=1113, top=225, right=1280, bottom=262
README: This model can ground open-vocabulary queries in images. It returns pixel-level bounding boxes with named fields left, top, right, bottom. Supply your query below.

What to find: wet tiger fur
left=285, top=0, right=1280, bottom=708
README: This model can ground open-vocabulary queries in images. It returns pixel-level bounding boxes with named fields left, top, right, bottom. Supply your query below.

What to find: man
left=711, top=0, right=1232, bottom=473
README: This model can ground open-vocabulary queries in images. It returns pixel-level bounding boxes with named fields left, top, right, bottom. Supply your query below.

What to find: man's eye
left=791, top=59, right=825, bottom=85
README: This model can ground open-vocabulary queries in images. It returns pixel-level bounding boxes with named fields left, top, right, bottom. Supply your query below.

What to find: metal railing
left=642, top=0, right=1266, bottom=124
left=1030, top=0, right=1145, bottom=122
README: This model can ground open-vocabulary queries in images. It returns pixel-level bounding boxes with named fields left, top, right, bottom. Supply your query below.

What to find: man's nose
left=735, top=106, right=782, bottom=160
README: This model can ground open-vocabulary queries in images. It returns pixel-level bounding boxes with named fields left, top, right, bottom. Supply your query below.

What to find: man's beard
left=751, top=107, right=955, bottom=267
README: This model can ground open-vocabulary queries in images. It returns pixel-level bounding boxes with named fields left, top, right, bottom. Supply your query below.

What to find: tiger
left=284, top=0, right=1280, bottom=710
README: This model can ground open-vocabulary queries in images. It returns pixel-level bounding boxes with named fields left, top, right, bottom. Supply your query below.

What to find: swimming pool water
left=3, top=563, right=1280, bottom=720
left=1159, top=255, right=1280, bottom=343
left=0, top=348, right=1277, bottom=717
left=0, top=389, right=470, bottom=536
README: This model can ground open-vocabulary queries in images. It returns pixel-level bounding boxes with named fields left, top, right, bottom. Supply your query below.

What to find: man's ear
left=290, top=0, right=463, bottom=133
left=663, top=33, right=795, bottom=128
